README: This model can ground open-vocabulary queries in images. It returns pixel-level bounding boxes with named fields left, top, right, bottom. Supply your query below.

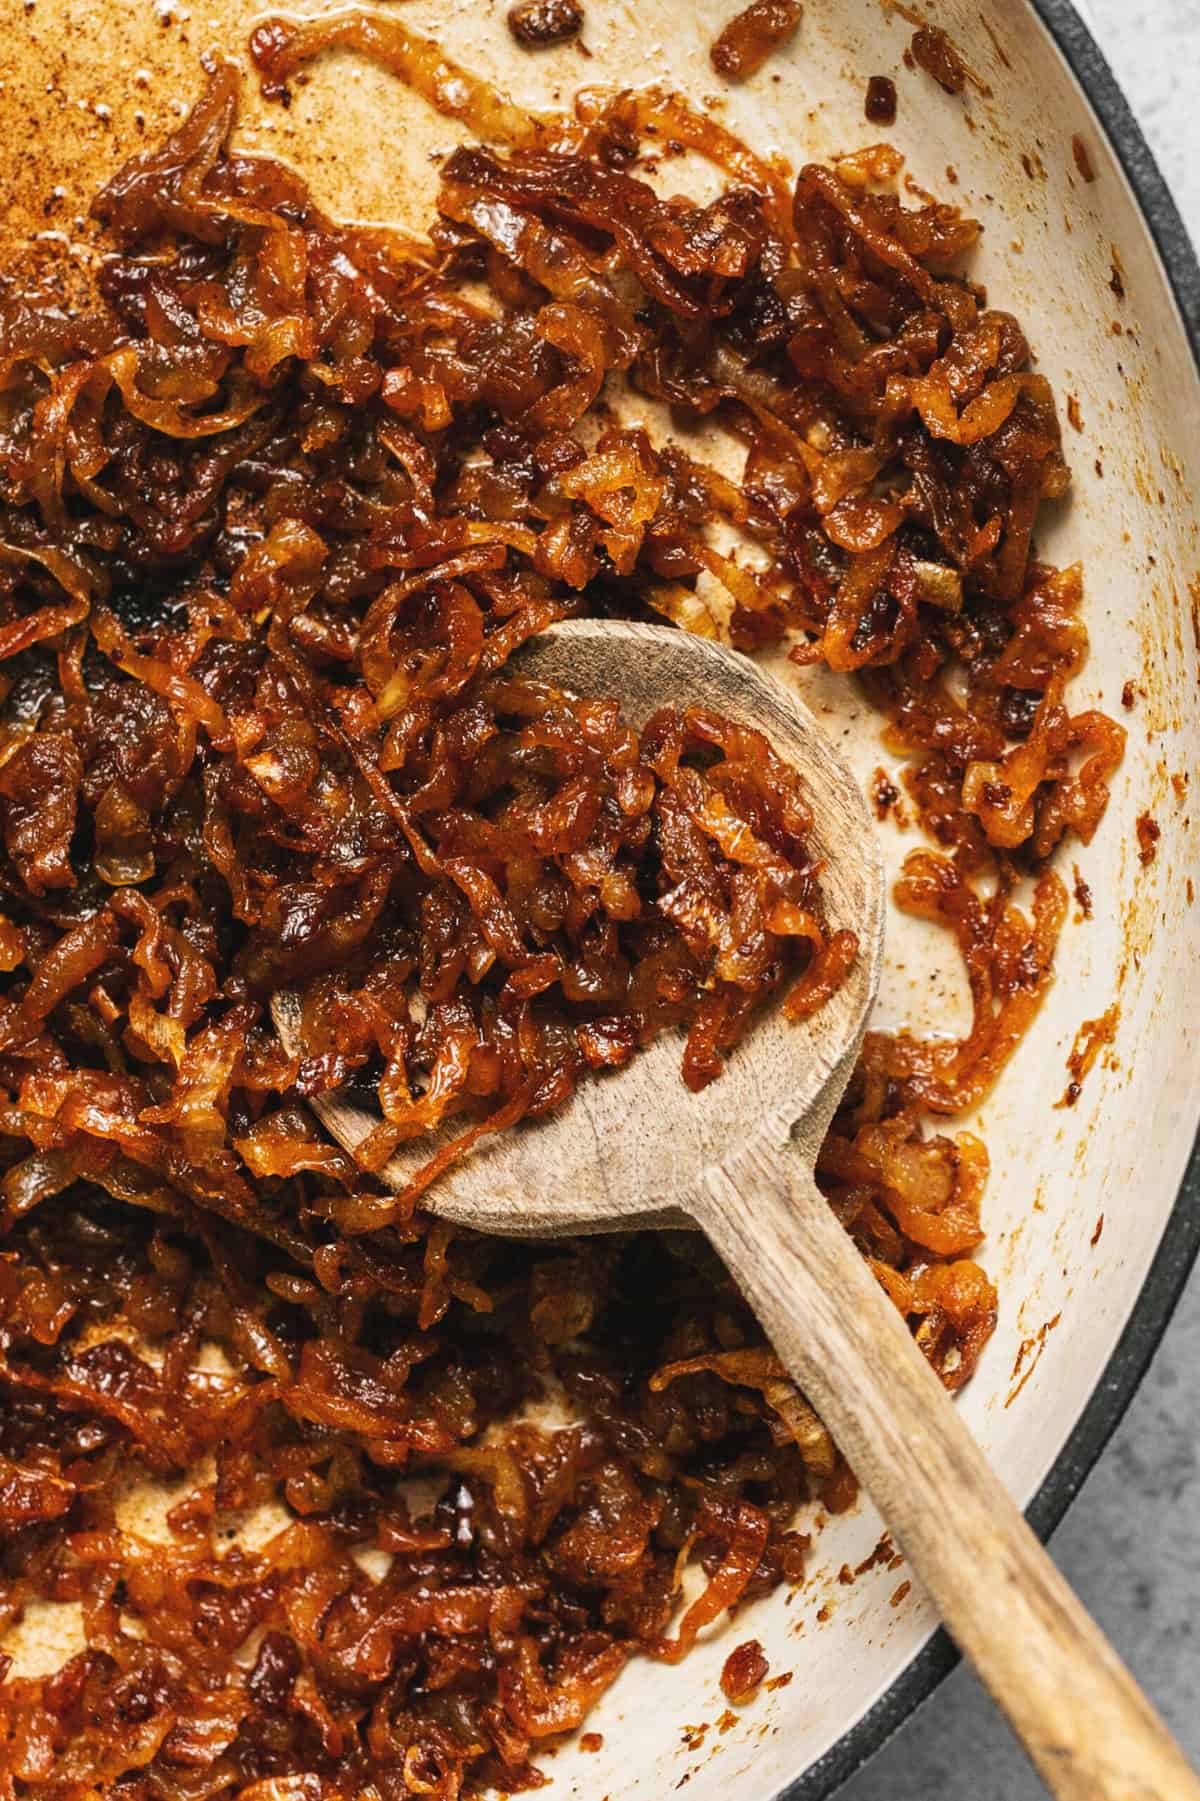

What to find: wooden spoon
left=274, top=619, right=1200, bottom=1801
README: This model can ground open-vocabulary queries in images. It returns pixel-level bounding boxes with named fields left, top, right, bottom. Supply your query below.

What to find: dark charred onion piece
left=910, top=24, right=968, bottom=95
left=508, top=0, right=585, bottom=49
left=865, top=74, right=898, bottom=124
left=0, top=34, right=1120, bottom=1797
left=710, top=0, right=803, bottom=82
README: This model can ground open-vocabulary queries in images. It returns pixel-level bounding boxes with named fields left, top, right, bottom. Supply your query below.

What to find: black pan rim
left=776, top=2, right=1200, bottom=1796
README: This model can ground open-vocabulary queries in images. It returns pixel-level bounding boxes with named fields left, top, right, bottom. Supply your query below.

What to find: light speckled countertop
left=841, top=4, right=1200, bottom=1796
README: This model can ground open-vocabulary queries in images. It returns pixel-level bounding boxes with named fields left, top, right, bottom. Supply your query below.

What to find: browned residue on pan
left=1135, top=813, right=1161, bottom=864
left=1071, top=132, right=1096, bottom=182
left=1055, top=1005, right=1120, bottom=1109
left=1188, top=573, right=1200, bottom=672
left=1006, top=1312, right=1062, bottom=1407
left=1071, top=865, right=1093, bottom=920
left=978, top=16, right=1012, bottom=73
left=836, top=1533, right=898, bottom=1585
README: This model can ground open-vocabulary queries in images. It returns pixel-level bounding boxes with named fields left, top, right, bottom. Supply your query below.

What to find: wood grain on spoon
left=274, top=619, right=1200, bottom=1801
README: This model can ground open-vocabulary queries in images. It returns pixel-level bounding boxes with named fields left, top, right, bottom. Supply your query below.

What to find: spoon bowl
left=272, top=618, right=886, bottom=1236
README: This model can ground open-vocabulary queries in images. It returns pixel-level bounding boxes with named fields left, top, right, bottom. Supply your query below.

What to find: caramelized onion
left=0, top=36, right=1120, bottom=1793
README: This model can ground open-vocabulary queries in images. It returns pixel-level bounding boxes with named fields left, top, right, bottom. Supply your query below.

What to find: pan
left=2, top=2, right=1197, bottom=1795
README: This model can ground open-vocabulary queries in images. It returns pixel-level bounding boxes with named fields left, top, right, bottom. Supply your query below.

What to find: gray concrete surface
left=839, top=4, right=1200, bottom=1796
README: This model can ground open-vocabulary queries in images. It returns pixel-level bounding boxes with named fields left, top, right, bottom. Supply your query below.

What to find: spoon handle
left=694, top=1143, right=1200, bottom=1801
